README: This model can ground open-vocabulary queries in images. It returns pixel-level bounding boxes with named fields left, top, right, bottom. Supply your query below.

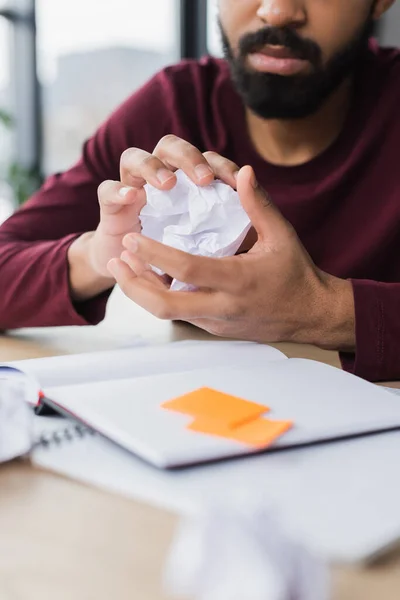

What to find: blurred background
left=0, top=0, right=399, bottom=223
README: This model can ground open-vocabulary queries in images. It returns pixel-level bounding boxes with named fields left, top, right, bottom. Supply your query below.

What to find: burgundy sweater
left=1, top=41, right=399, bottom=381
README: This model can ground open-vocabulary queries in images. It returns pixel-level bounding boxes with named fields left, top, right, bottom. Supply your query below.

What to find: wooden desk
left=0, top=289, right=399, bottom=600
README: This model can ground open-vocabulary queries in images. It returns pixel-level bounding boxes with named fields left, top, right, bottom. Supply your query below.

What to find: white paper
left=4, top=341, right=286, bottom=390
left=0, top=366, right=41, bottom=406
left=33, top=422, right=400, bottom=563
left=39, top=359, right=400, bottom=469
left=165, top=504, right=329, bottom=600
left=0, top=378, right=33, bottom=463
left=141, top=170, right=251, bottom=290
left=32, top=358, right=400, bottom=563
left=384, top=387, right=400, bottom=396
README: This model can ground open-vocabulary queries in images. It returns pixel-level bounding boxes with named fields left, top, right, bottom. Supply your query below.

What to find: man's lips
left=247, top=44, right=310, bottom=76
left=257, top=44, right=298, bottom=59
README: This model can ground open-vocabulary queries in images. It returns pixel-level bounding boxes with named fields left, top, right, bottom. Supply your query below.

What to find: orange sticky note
left=162, top=387, right=269, bottom=428
left=188, top=417, right=293, bottom=449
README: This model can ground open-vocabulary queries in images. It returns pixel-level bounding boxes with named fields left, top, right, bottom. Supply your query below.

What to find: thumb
left=236, top=166, right=289, bottom=241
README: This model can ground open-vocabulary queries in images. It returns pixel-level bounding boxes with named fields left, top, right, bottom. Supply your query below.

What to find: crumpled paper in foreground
left=0, top=377, right=33, bottom=464
left=164, top=504, right=329, bottom=600
left=140, top=170, right=251, bottom=291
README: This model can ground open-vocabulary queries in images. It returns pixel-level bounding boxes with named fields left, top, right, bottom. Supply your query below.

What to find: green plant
left=7, top=162, right=42, bottom=206
left=0, top=109, right=13, bottom=129
left=0, top=109, right=42, bottom=205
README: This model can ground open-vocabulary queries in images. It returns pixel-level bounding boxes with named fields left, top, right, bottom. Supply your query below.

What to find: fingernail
left=157, top=168, right=175, bottom=184
left=120, top=251, right=129, bottom=265
left=107, top=259, right=118, bottom=276
left=124, top=234, right=139, bottom=253
left=119, top=186, right=132, bottom=198
left=195, top=164, right=213, bottom=181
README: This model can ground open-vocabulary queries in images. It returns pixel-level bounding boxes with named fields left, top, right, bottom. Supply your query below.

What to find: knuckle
left=203, top=151, right=238, bottom=170
left=220, top=292, right=244, bottom=320
left=202, top=151, right=219, bottom=161
left=230, top=281, right=244, bottom=297
left=156, top=135, right=200, bottom=163
left=179, top=260, right=197, bottom=283
left=156, top=134, right=180, bottom=150
left=141, top=154, right=157, bottom=168
left=222, top=306, right=239, bottom=322
left=97, top=180, right=117, bottom=205
left=120, top=147, right=137, bottom=168
left=152, top=301, right=172, bottom=320
left=230, top=301, right=246, bottom=319
left=207, top=322, right=227, bottom=337
left=234, top=263, right=250, bottom=291
left=97, top=179, right=113, bottom=197
left=228, top=272, right=245, bottom=295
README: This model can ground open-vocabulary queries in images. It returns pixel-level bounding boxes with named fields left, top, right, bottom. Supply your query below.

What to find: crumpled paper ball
left=164, top=504, right=330, bottom=600
left=140, top=170, right=251, bottom=291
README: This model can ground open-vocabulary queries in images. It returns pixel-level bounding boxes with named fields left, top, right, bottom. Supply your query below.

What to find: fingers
left=203, top=151, right=239, bottom=189
left=236, top=166, right=290, bottom=242
left=120, top=147, right=177, bottom=190
left=108, top=259, right=223, bottom=320
left=154, top=135, right=214, bottom=186
left=97, top=180, right=146, bottom=215
left=120, top=251, right=167, bottom=289
left=122, top=233, right=242, bottom=294
left=119, top=136, right=242, bottom=197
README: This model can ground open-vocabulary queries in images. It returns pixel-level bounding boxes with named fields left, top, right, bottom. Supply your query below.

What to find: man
left=0, top=0, right=398, bottom=381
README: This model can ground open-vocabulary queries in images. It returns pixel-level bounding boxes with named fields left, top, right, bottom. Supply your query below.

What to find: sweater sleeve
left=340, top=279, right=400, bottom=382
left=0, top=73, right=171, bottom=330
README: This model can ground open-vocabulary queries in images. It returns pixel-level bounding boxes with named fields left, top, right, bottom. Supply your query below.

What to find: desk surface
left=0, top=289, right=399, bottom=600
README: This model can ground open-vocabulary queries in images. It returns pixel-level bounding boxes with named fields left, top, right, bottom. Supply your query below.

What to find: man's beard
left=220, top=19, right=373, bottom=120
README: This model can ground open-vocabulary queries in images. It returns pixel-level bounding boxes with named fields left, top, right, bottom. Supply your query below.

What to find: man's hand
left=67, top=178, right=146, bottom=302
left=108, top=166, right=356, bottom=352
left=68, top=135, right=244, bottom=301
left=89, top=135, right=242, bottom=277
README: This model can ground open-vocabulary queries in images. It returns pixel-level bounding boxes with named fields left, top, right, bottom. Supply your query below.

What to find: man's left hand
left=107, top=166, right=355, bottom=351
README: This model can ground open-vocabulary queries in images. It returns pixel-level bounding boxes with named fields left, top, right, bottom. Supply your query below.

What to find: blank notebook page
left=5, top=341, right=286, bottom=389
left=44, top=359, right=400, bottom=468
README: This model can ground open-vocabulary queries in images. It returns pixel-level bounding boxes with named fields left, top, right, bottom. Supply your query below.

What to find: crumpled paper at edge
left=140, top=170, right=251, bottom=291
left=0, top=379, right=33, bottom=464
left=164, top=503, right=330, bottom=600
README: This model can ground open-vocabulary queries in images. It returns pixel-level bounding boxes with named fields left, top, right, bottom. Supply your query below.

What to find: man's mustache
left=238, top=26, right=322, bottom=67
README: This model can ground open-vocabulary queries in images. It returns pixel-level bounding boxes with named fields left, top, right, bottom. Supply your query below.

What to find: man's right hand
left=68, top=135, right=241, bottom=302
left=88, top=179, right=148, bottom=278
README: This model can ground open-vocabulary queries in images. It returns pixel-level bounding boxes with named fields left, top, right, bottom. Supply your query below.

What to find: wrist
left=68, top=232, right=115, bottom=302
left=294, top=273, right=356, bottom=352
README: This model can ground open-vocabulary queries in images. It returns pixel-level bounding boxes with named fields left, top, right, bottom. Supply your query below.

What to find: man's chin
left=240, top=88, right=328, bottom=120
left=247, top=102, right=326, bottom=121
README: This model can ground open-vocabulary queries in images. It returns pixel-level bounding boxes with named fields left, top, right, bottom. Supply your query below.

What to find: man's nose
left=256, top=0, right=306, bottom=29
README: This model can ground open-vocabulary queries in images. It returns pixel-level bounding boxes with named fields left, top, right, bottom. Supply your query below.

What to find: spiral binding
left=34, top=423, right=96, bottom=449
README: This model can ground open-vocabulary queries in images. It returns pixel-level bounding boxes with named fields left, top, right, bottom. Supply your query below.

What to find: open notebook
left=2, top=341, right=284, bottom=406
left=5, top=340, right=400, bottom=469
